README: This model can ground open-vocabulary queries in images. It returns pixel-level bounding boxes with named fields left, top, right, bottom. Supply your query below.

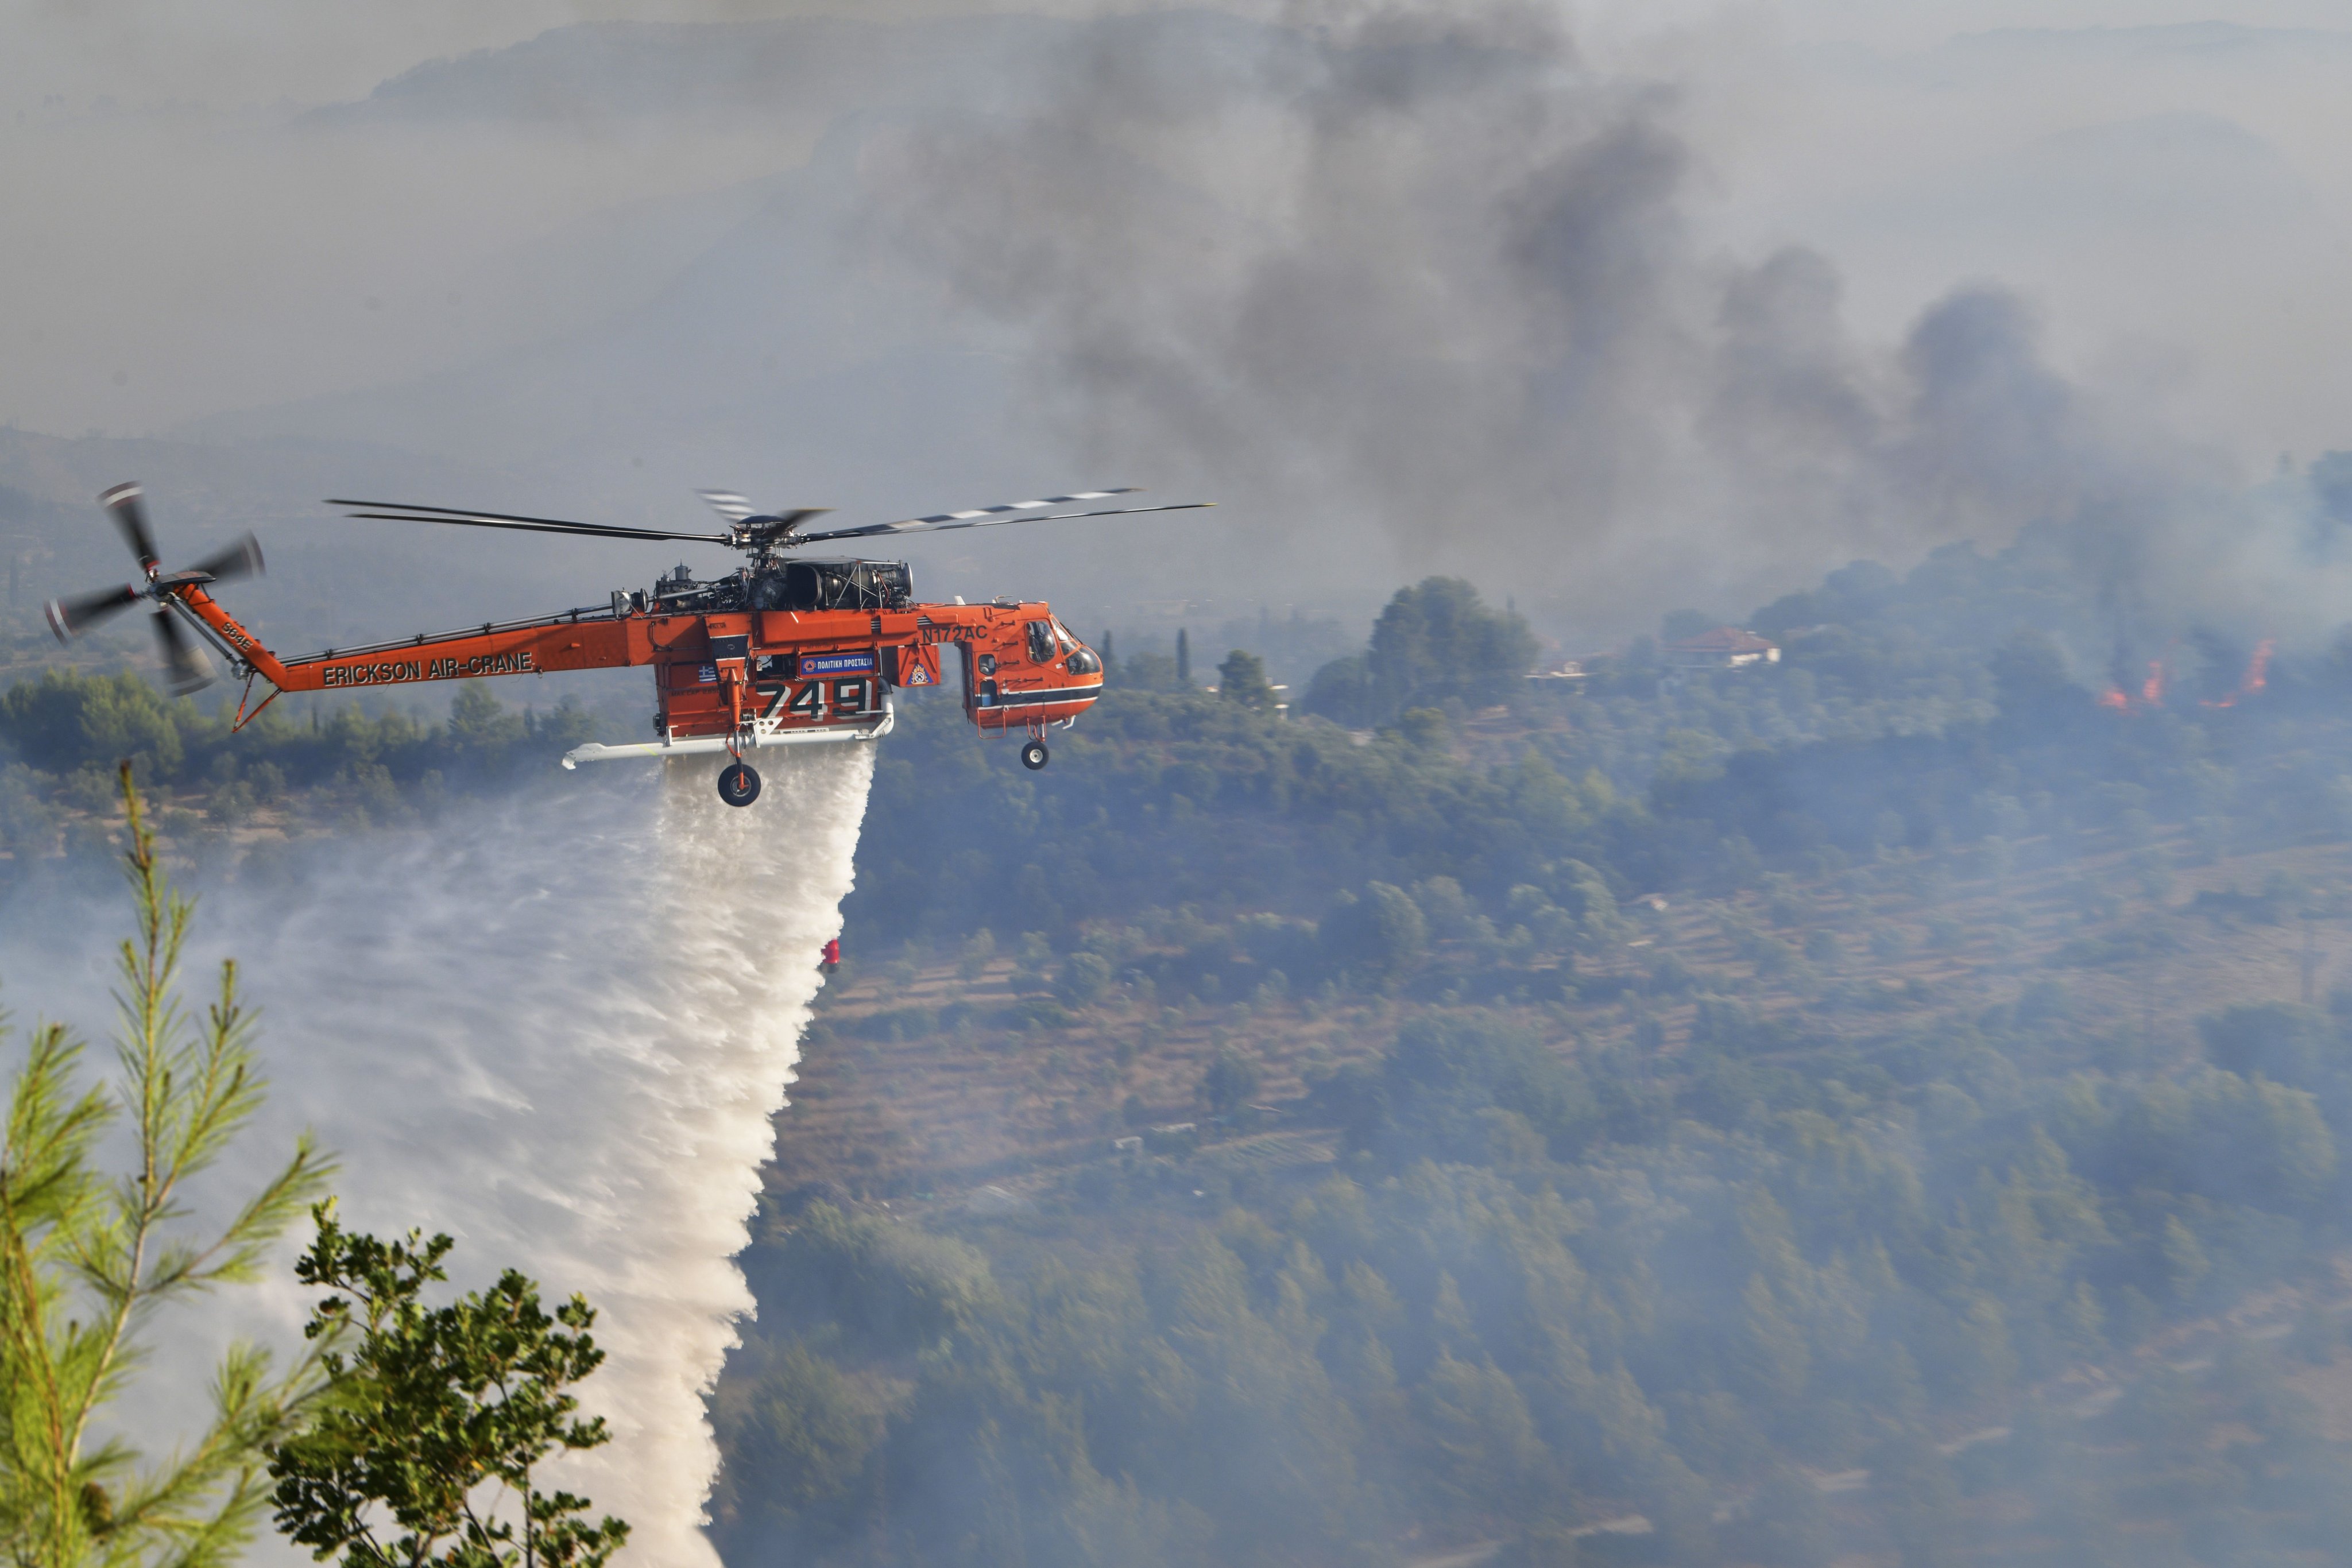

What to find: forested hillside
left=732, top=518, right=2352, bottom=1567
left=7, top=513, right=2352, bottom=1563
left=0, top=672, right=597, bottom=857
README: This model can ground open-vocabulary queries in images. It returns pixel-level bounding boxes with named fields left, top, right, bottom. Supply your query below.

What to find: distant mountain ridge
left=298, top=13, right=1216, bottom=126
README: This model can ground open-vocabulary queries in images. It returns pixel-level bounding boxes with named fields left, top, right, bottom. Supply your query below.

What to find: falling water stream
left=1, top=748, right=876, bottom=1567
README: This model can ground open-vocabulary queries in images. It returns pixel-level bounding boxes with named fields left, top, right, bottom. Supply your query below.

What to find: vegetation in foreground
left=0, top=768, right=629, bottom=1568
left=0, top=766, right=330, bottom=1568
left=267, top=1206, right=630, bottom=1568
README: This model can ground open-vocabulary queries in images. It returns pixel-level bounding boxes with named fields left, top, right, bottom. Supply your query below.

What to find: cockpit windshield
left=1046, top=618, right=1100, bottom=675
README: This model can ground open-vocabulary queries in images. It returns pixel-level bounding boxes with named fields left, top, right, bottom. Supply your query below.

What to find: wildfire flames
left=2099, top=639, right=2273, bottom=714
left=2205, top=638, right=2274, bottom=708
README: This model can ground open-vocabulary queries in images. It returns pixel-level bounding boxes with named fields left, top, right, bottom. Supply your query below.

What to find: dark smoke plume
left=852, top=3, right=2289, bottom=642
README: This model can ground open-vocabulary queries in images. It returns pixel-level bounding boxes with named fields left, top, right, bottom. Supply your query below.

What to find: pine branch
left=0, top=765, right=340, bottom=1568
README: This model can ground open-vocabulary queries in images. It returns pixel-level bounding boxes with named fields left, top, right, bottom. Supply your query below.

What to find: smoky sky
left=9, top=3, right=2352, bottom=648
left=848, top=2, right=2311, bottom=636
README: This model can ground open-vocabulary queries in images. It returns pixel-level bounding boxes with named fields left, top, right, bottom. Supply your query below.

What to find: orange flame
left=2203, top=637, right=2276, bottom=708
left=2098, top=689, right=2130, bottom=711
left=2245, top=638, right=2273, bottom=695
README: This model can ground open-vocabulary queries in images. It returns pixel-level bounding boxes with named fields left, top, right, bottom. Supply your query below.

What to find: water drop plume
left=10, top=749, right=876, bottom=1567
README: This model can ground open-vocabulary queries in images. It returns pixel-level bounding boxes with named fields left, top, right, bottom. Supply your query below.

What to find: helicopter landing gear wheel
left=717, top=760, right=762, bottom=807
left=1020, top=740, right=1050, bottom=771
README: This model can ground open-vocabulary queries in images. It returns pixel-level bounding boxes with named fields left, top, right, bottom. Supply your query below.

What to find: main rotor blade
left=187, top=532, right=265, bottom=583
left=795, top=498, right=1214, bottom=546
left=766, top=506, right=833, bottom=536
left=45, top=583, right=144, bottom=641
left=153, top=607, right=211, bottom=695
left=875, top=489, right=1138, bottom=530
left=328, top=500, right=732, bottom=547
left=695, top=491, right=834, bottom=536
left=101, top=481, right=160, bottom=574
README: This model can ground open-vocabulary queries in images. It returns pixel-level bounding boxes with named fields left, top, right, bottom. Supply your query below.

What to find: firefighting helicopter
left=45, top=481, right=1210, bottom=806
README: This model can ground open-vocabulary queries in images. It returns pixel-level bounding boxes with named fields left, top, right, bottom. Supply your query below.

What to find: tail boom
left=173, top=586, right=643, bottom=729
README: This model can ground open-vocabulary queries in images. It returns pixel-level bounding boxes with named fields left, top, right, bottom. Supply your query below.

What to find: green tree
left=751, top=1203, right=990, bottom=1357
left=956, top=929, right=996, bottom=982
left=1416, top=1352, right=1545, bottom=1522
left=1368, top=579, right=1537, bottom=711
left=705, top=1342, right=878, bottom=1555
left=266, top=1207, right=628, bottom=1568
left=1320, top=883, right=1428, bottom=981
left=1397, top=708, right=1448, bottom=748
left=1215, top=651, right=1274, bottom=710
left=1303, top=577, right=1535, bottom=725
left=0, top=671, right=187, bottom=782
left=0, top=763, right=332, bottom=1568
left=1115, top=650, right=1186, bottom=692
left=1054, top=951, right=1115, bottom=1007
left=1300, top=655, right=1378, bottom=727
left=1201, top=1046, right=1264, bottom=1118
left=444, top=689, right=526, bottom=780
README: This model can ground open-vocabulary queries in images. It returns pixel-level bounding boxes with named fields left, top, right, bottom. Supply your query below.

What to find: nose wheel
left=718, top=760, right=762, bottom=807
left=1020, top=740, right=1050, bottom=771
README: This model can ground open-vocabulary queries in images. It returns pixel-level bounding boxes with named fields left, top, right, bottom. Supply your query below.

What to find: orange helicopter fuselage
left=172, top=586, right=1104, bottom=746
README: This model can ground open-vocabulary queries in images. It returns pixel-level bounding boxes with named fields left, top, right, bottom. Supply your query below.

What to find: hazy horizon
left=10, top=2, right=2352, bottom=656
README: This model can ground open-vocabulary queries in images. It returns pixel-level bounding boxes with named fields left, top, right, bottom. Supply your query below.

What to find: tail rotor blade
left=187, top=532, right=265, bottom=583
left=44, top=583, right=145, bottom=641
left=152, top=607, right=211, bottom=695
left=101, top=482, right=160, bottom=575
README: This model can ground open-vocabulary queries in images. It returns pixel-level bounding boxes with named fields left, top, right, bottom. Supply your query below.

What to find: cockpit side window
left=1050, top=617, right=1078, bottom=653
left=1026, top=621, right=1056, bottom=664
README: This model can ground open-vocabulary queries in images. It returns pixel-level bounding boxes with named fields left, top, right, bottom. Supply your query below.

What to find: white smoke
left=2, top=746, right=874, bottom=1567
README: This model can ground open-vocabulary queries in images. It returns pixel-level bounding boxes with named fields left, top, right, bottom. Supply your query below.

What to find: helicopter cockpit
left=1033, top=615, right=1102, bottom=674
